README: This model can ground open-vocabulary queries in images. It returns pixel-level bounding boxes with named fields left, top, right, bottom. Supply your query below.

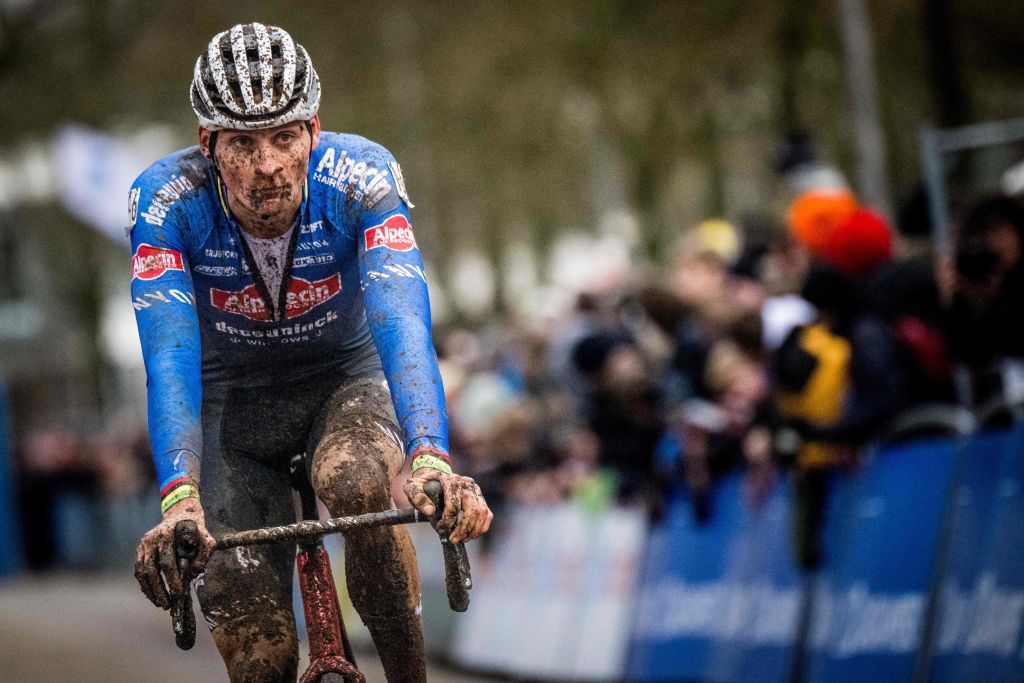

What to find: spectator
left=571, top=332, right=664, bottom=503
left=868, top=258, right=956, bottom=407
left=659, top=340, right=768, bottom=522
left=945, top=195, right=1024, bottom=411
left=773, top=259, right=911, bottom=567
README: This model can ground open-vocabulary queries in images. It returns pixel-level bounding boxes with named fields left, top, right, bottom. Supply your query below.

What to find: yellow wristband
left=411, top=453, right=453, bottom=475
left=161, top=484, right=200, bottom=514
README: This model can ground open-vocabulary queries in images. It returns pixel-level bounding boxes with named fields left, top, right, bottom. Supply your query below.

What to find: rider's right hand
left=134, top=497, right=216, bottom=610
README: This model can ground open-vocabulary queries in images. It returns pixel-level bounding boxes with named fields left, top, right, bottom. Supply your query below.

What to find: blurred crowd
left=12, top=140, right=1024, bottom=573
left=14, top=427, right=155, bottom=570
left=435, top=161, right=1024, bottom=568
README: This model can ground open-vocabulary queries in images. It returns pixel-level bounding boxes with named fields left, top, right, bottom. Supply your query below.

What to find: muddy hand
left=404, top=468, right=493, bottom=544
left=134, top=497, right=215, bottom=610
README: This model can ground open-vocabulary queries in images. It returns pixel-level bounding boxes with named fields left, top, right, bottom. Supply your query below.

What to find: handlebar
left=167, top=479, right=473, bottom=650
left=213, top=507, right=428, bottom=549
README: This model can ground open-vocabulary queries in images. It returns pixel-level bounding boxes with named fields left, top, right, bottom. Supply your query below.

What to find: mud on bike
left=168, top=454, right=473, bottom=683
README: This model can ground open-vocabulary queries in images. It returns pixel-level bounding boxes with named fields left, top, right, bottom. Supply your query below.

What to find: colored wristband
left=411, top=452, right=453, bottom=475
left=410, top=445, right=450, bottom=463
left=161, top=484, right=200, bottom=514
left=160, top=475, right=192, bottom=498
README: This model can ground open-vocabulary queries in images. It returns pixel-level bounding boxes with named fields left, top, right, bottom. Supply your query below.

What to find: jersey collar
left=215, top=176, right=309, bottom=322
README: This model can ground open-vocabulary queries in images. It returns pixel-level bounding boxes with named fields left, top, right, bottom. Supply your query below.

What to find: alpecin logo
left=210, top=274, right=342, bottom=322
left=132, top=244, right=185, bottom=281
left=363, top=214, right=417, bottom=252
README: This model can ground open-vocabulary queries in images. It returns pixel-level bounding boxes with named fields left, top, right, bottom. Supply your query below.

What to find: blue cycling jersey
left=128, top=132, right=448, bottom=492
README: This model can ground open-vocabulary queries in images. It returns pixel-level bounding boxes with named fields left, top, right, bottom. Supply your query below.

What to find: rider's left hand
left=404, top=468, right=493, bottom=544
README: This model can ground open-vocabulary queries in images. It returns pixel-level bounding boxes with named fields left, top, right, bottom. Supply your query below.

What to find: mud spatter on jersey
left=128, top=133, right=448, bottom=491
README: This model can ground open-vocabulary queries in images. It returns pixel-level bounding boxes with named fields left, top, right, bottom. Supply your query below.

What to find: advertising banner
left=627, top=474, right=802, bottom=682
left=804, top=438, right=959, bottom=682
left=451, top=502, right=646, bottom=681
left=928, top=426, right=1024, bottom=682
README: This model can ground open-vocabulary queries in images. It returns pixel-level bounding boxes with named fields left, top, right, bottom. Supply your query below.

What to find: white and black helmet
left=190, top=22, right=320, bottom=130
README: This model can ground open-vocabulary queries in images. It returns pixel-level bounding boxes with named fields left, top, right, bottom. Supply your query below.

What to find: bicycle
left=168, top=454, right=473, bottom=683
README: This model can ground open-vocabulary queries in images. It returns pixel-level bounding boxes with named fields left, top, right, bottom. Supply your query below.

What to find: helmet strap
left=302, top=120, right=314, bottom=165
left=207, top=130, right=220, bottom=171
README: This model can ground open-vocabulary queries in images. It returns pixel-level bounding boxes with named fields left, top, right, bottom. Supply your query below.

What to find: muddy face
left=199, top=117, right=321, bottom=238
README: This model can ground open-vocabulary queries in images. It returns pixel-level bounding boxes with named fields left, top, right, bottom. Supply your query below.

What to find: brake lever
left=423, top=480, right=472, bottom=612
left=171, top=519, right=199, bottom=650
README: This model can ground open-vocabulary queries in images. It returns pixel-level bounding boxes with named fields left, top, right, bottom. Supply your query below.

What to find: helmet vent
left=190, top=22, right=320, bottom=130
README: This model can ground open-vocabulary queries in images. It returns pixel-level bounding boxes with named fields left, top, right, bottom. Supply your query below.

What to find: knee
left=312, top=451, right=392, bottom=517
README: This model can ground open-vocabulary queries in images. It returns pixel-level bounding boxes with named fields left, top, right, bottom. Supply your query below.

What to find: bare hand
left=404, top=468, right=493, bottom=544
left=134, top=497, right=216, bottom=609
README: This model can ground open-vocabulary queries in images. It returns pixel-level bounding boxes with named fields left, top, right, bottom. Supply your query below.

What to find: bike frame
left=290, top=454, right=364, bottom=683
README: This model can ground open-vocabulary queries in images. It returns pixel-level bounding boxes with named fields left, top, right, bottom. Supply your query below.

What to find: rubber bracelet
left=410, top=445, right=450, bottom=463
left=160, top=476, right=192, bottom=498
left=161, top=484, right=200, bottom=514
left=160, top=477, right=197, bottom=501
left=411, top=453, right=453, bottom=475
left=160, top=478, right=198, bottom=498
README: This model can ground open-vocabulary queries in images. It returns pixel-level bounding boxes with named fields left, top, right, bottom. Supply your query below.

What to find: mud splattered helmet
left=190, top=22, right=320, bottom=130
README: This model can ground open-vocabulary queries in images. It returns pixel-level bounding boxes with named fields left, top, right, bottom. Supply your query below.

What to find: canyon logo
left=132, top=244, right=185, bottom=281
left=210, top=274, right=342, bottom=321
left=363, top=215, right=417, bottom=252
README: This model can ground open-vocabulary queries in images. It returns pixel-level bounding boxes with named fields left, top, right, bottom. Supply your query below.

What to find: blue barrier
left=499, top=424, right=1024, bottom=681
left=927, top=425, right=1024, bottom=682
left=0, top=381, right=20, bottom=576
left=627, top=436, right=967, bottom=682
left=627, top=474, right=802, bottom=682
left=803, top=438, right=960, bottom=682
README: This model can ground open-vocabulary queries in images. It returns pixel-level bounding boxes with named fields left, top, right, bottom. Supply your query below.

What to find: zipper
left=217, top=177, right=309, bottom=322
left=236, top=232, right=280, bottom=321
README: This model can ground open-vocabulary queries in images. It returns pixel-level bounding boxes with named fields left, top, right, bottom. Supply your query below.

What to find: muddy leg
left=211, top=609, right=299, bottom=682
left=198, top=496, right=300, bottom=683
left=310, top=381, right=425, bottom=683
left=198, top=384, right=302, bottom=683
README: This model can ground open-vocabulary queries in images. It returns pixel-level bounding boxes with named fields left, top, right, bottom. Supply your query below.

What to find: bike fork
left=297, top=542, right=363, bottom=683
left=291, top=454, right=364, bottom=683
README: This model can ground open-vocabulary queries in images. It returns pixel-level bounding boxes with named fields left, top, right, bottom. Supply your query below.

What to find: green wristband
left=411, top=453, right=453, bottom=475
left=161, top=484, right=200, bottom=514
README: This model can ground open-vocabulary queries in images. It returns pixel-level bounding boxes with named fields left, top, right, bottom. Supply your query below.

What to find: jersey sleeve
left=127, top=175, right=203, bottom=493
left=355, top=152, right=451, bottom=466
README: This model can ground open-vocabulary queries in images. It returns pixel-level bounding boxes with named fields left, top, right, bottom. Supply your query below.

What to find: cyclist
left=130, top=22, right=492, bottom=682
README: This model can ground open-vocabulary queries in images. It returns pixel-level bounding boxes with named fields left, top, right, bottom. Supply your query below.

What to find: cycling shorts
left=192, top=345, right=403, bottom=631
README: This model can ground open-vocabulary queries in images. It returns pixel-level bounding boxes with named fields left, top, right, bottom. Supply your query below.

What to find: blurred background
left=2, top=0, right=1024, bottom=681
